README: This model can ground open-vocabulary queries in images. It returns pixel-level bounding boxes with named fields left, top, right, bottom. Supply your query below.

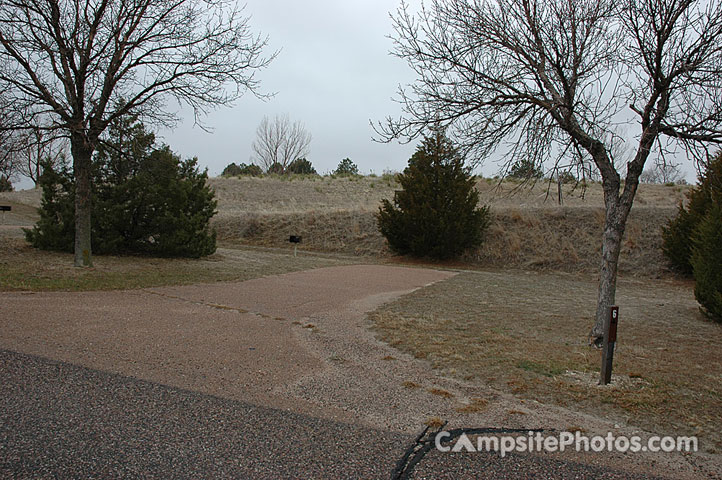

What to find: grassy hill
left=1, top=175, right=689, bottom=277
left=209, top=175, right=687, bottom=277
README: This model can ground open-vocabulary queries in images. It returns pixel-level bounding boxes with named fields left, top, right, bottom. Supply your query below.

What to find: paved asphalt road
left=0, top=349, right=665, bottom=479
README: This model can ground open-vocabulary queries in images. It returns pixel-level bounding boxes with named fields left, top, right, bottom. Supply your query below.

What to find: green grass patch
left=517, top=359, right=566, bottom=377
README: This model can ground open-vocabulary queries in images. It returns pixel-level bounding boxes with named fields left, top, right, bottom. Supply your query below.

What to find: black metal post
left=289, top=235, right=301, bottom=257
left=0, top=205, right=10, bottom=224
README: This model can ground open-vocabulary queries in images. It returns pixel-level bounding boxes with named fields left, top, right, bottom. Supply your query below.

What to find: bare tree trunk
left=589, top=197, right=632, bottom=346
left=71, top=137, right=93, bottom=267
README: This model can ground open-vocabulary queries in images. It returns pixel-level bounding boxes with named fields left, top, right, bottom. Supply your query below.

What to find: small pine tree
left=377, top=128, right=490, bottom=259
left=287, top=158, right=317, bottom=175
left=239, top=163, right=263, bottom=176
left=691, top=204, right=722, bottom=322
left=223, top=162, right=263, bottom=177
left=662, top=151, right=722, bottom=274
left=661, top=204, right=699, bottom=275
left=0, top=176, right=12, bottom=192
left=556, top=170, right=577, bottom=184
left=267, top=162, right=285, bottom=175
left=25, top=115, right=217, bottom=258
left=508, top=157, right=544, bottom=180
left=24, top=160, right=76, bottom=251
left=334, top=158, right=358, bottom=176
left=222, top=162, right=243, bottom=176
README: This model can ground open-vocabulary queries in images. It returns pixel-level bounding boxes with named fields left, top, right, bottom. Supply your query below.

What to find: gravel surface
left=0, top=264, right=713, bottom=478
left=1, top=349, right=668, bottom=479
left=0, top=349, right=409, bottom=478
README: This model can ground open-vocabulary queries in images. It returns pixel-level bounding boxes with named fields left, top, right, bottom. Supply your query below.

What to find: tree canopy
left=26, top=115, right=217, bottom=258
left=378, top=0, right=722, bottom=344
left=334, top=158, right=359, bottom=176
left=252, top=115, right=312, bottom=174
left=0, top=0, right=272, bottom=266
left=378, top=128, right=490, bottom=259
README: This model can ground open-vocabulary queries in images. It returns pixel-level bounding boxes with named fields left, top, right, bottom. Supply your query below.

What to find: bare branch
left=0, top=0, right=275, bottom=146
left=377, top=0, right=722, bottom=344
left=251, top=114, right=312, bottom=173
left=0, top=0, right=273, bottom=266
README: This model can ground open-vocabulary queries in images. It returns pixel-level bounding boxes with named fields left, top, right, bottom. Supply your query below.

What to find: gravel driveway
left=0, top=265, right=697, bottom=478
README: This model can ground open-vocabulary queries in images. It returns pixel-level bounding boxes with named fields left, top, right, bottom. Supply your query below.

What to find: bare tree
left=640, top=159, right=684, bottom=184
left=0, top=143, right=16, bottom=189
left=0, top=0, right=273, bottom=266
left=252, top=114, right=312, bottom=173
left=378, top=0, right=722, bottom=344
left=0, top=131, right=18, bottom=187
left=0, top=91, right=24, bottom=186
left=13, top=125, right=67, bottom=186
left=0, top=118, right=66, bottom=187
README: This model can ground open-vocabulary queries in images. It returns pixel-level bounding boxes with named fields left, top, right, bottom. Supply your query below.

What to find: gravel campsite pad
left=1, top=264, right=718, bottom=478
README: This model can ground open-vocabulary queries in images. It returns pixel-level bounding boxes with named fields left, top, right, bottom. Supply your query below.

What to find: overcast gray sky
left=158, top=0, right=424, bottom=178
left=9, top=0, right=697, bottom=189
left=158, top=0, right=698, bottom=183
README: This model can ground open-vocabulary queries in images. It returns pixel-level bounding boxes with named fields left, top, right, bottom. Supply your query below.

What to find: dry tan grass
left=1, top=176, right=691, bottom=277
left=208, top=177, right=688, bottom=277
left=0, top=230, right=359, bottom=291
left=1, top=174, right=690, bottom=213
left=370, top=270, right=722, bottom=453
left=209, top=174, right=399, bottom=215
left=0, top=189, right=42, bottom=210
left=214, top=206, right=677, bottom=277
left=455, top=397, right=489, bottom=413
left=473, top=177, right=689, bottom=208
left=428, top=387, right=455, bottom=398
left=425, top=416, right=445, bottom=428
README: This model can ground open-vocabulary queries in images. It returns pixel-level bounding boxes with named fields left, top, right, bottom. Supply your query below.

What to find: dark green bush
left=222, top=162, right=262, bottom=177
left=662, top=152, right=722, bottom=274
left=691, top=204, right=722, bottom=322
left=23, top=160, right=76, bottom=251
left=222, top=162, right=243, bottom=176
left=0, top=176, right=12, bottom=192
left=241, top=163, right=263, bottom=176
left=377, top=128, right=490, bottom=259
left=25, top=116, right=217, bottom=258
left=242, top=163, right=263, bottom=176
left=267, top=162, right=285, bottom=175
left=661, top=204, right=699, bottom=275
left=334, top=158, right=358, bottom=176
left=508, top=157, right=544, bottom=180
left=556, top=170, right=577, bottom=184
left=287, top=158, right=317, bottom=175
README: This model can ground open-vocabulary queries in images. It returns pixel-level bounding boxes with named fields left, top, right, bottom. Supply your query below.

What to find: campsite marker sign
left=600, top=306, right=619, bottom=385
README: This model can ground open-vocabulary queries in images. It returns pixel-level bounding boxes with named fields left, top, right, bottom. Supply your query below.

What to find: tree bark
left=71, top=136, right=93, bottom=267
left=589, top=197, right=632, bottom=346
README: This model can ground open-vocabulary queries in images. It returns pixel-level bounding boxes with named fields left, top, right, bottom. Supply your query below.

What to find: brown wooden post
left=599, top=306, right=619, bottom=385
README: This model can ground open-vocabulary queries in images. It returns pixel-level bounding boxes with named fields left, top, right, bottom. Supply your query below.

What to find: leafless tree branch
left=0, top=0, right=274, bottom=265
left=251, top=114, right=312, bottom=173
left=376, top=0, right=722, bottom=344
